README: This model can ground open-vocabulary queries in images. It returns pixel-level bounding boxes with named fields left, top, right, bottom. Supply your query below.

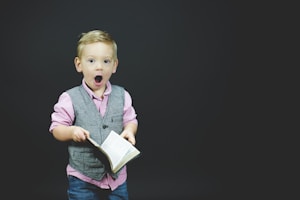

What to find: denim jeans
left=67, top=175, right=129, bottom=200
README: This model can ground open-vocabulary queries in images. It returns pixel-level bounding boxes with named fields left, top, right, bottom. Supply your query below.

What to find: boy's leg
left=108, top=181, right=129, bottom=200
left=67, top=175, right=109, bottom=200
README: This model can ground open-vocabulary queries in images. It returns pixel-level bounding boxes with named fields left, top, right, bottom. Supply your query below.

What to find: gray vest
left=66, top=84, right=124, bottom=180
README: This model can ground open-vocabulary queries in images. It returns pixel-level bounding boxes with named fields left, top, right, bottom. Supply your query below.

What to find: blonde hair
left=76, top=30, right=118, bottom=59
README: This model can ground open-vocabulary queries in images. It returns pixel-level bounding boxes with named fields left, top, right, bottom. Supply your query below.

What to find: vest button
left=102, top=125, right=108, bottom=129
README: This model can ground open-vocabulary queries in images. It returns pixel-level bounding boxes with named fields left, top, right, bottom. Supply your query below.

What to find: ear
left=112, top=59, right=118, bottom=73
left=74, top=57, right=82, bottom=72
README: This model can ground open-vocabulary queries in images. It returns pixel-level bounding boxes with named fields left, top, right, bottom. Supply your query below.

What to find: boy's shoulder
left=65, top=85, right=81, bottom=93
left=111, top=84, right=124, bottom=90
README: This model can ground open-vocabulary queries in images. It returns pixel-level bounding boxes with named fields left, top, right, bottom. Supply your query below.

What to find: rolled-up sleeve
left=123, top=90, right=138, bottom=126
left=49, top=92, right=75, bottom=133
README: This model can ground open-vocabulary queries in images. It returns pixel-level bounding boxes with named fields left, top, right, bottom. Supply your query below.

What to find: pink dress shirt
left=49, top=80, right=138, bottom=190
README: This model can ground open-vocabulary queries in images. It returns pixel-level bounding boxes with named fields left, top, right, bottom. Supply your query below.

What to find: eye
left=104, top=59, right=111, bottom=64
left=88, top=58, right=95, bottom=63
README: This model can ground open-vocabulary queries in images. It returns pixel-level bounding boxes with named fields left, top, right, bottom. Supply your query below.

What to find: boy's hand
left=72, top=126, right=90, bottom=142
left=120, top=130, right=136, bottom=145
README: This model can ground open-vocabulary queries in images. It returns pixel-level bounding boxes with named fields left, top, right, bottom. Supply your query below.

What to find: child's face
left=74, top=42, right=118, bottom=91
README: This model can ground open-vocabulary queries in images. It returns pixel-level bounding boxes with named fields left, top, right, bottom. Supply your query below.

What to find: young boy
left=49, top=29, right=138, bottom=200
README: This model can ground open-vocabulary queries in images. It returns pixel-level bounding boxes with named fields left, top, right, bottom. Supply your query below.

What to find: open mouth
left=95, top=75, right=102, bottom=83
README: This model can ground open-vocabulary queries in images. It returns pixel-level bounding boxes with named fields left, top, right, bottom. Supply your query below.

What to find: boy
left=49, top=29, right=138, bottom=200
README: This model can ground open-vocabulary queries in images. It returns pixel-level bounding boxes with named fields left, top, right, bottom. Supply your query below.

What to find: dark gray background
left=0, top=0, right=283, bottom=199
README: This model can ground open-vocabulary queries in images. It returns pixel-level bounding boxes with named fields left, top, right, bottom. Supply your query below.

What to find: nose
left=95, top=62, right=103, bottom=70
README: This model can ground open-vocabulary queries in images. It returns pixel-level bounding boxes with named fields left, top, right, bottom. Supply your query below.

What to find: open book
left=87, top=130, right=141, bottom=174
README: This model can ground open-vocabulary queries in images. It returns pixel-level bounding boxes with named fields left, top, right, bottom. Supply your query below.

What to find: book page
left=88, top=130, right=140, bottom=173
left=101, top=131, right=136, bottom=169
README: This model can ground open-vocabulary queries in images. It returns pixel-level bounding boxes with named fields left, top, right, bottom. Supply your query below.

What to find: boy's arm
left=52, top=125, right=90, bottom=142
left=120, top=122, right=138, bottom=145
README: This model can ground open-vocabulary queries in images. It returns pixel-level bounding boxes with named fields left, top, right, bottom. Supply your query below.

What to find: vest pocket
left=107, top=115, right=123, bottom=134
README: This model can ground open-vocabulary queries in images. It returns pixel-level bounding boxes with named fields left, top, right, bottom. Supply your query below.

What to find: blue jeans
left=67, top=175, right=129, bottom=200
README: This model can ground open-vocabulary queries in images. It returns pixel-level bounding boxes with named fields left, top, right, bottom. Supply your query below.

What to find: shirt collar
left=81, top=79, right=112, bottom=100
